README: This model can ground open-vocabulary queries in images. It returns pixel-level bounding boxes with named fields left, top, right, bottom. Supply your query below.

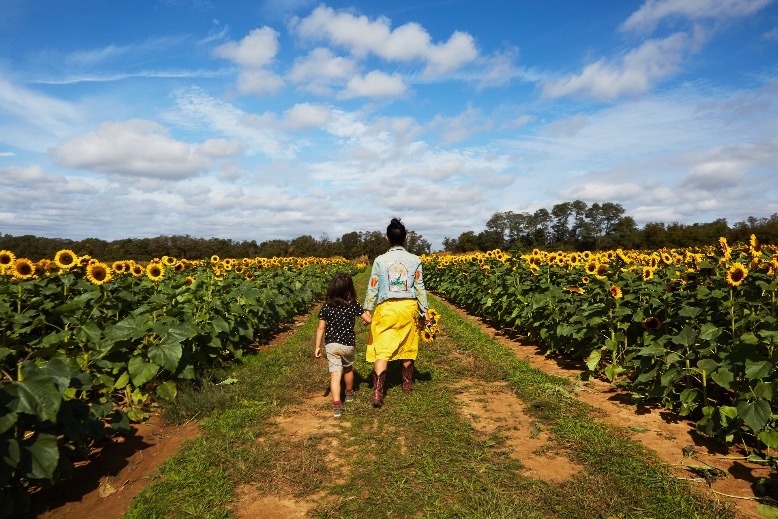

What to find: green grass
left=124, top=271, right=733, bottom=519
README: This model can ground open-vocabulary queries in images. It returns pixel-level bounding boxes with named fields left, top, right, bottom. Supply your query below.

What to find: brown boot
left=372, top=370, right=386, bottom=408
left=401, top=360, right=414, bottom=391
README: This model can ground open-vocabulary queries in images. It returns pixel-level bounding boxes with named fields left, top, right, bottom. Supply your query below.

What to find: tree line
left=443, top=200, right=778, bottom=253
left=0, top=231, right=431, bottom=263
left=3, top=200, right=777, bottom=261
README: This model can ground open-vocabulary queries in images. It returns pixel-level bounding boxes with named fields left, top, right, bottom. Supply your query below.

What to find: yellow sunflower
left=641, top=267, right=654, bottom=282
left=0, top=250, right=15, bottom=267
left=565, top=286, right=585, bottom=294
left=54, top=249, right=78, bottom=269
left=725, top=262, right=747, bottom=287
left=130, top=263, right=145, bottom=278
left=609, top=285, right=622, bottom=299
left=421, top=329, right=434, bottom=342
left=146, top=262, right=165, bottom=281
left=13, top=258, right=35, bottom=280
left=210, top=254, right=220, bottom=264
left=184, top=276, right=195, bottom=287
left=86, top=262, right=112, bottom=285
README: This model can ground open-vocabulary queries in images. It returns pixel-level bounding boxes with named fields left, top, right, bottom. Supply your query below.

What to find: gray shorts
left=325, top=342, right=355, bottom=373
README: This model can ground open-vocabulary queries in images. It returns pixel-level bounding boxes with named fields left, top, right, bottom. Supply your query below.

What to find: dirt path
left=26, top=298, right=776, bottom=518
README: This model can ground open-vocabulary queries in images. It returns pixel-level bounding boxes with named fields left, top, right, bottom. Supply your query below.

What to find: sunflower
left=13, top=258, right=35, bottom=280
left=245, top=271, right=254, bottom=281
left=0, top=250, right=15, bottom=267
left=210, top=255, right=220, bottom=264
left=421, top=329, right=434, bottom=342
left=595, top=263, right=609, bottom=279
left=585, top=260, right=598, bottom=275
left=163, top=255, right=177, bottom=266
left=564, top=286, right=585, bottom=294
left=609, top=285, right=622, bottom=299
left=86, top=262, right=112, bottom=285
left=130, top=263, right=145, bottom=277
left=581, top=276, right=590, bottom=284
left=641, top=317, right=662, bottom=331
left=54, top=249, right=78, bottom=269
left=641, top=267, right=654, bottom=282
left=146, top=262, right=165, bottom=281
left=725, top=262, right=747, bottom=287
left=173, top=261, right=185, bottom=273
left=184, top=276, right=195, bottom=287
left=78, top=255, right=92, bottom=267
left=719, top=237, right=731, bottom=261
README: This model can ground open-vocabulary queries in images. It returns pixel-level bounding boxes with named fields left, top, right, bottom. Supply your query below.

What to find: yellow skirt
left=365, top=299, right=420, bottom=362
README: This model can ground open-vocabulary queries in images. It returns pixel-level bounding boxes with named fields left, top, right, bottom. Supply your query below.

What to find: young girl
left=315, top=273, right=372, bottom=417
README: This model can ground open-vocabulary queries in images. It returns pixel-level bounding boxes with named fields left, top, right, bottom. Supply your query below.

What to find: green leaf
left=672, top=326, right=697, bottom=347
left=7, top=379, right=61, bottom=422
left=148, top=343, right=183, bottom=373
left=637, top=343, right=666, bottom=357
left=698, top=323, right=722, bottom=341
left=737, top=399, right=772, bottom=432
left=113, top=371, right=130, bottom=390
left=585, top=350, right=602, bottom=372
left=758, top=430, right=778, bottom=450
left=745, top=359, right=773, bottom=381
left=696, top=358, right=718, bottom=374
left=711, top=368, right=734, bottom=389
left=756, top=504, right=778, bottom=519
left=211, top=316, right=229, bottom=335
left=21, top=433, right=59, bottom=480
left=155, top=380, right=177, bottom=401
left=75, top=322, right=102, bottom=345
left=127, top=357, right=160, bottom=387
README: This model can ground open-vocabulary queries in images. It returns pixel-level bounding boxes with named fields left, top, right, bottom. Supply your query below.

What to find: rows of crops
left=0, top=249, right=360, bottom=514
left=422, top=237, right=778, bottom=458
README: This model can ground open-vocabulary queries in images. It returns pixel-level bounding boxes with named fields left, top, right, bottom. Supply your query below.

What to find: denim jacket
left=363, top=246, right=429, bottom=316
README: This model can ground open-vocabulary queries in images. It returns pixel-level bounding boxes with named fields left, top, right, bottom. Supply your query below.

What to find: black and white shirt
left=318, top=302, right=365, bottom=347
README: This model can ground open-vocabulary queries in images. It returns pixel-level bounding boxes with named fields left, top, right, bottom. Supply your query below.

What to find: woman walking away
left=363, top=218, right=429, bottom=407
left=315, top=273, right=372, bottom=417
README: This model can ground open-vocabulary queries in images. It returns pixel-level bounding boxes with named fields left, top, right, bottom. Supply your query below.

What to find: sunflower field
left=422, top=236, right=778, bottom=458
left=0, top=249, right=360, bottom=513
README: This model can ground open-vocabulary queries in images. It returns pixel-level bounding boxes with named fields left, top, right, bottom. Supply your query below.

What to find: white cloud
left=340, top=70, right=407, bottom=99
left=50, top=119, right=242, bottom=179
left=283, top=103, right=332, bottom=130
left=213, top=27, right=279, bottom=68
left=622, top=0, right=772, bottom=33
left=236, top=69, right=284, bottom=95
left=542, top=32, right=692, bottom=100
left=291, top=5, right=478, bottom=78
left=166, top=88, right=292, bottom=157
left=287, top=47, right=358, bottom=95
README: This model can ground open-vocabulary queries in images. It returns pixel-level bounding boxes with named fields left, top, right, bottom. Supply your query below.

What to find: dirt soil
left=24, top=302, right=778, bottom=519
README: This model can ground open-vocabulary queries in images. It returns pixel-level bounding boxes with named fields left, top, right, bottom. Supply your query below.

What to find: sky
left=1, top=0, right=777, bottom=251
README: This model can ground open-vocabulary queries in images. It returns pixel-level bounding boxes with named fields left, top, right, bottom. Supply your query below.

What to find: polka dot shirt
left=318, top=302, right=365, bottom=347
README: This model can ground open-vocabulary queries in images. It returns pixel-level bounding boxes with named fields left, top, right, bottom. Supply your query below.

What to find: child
left=315, top=273, right=372, bottom=417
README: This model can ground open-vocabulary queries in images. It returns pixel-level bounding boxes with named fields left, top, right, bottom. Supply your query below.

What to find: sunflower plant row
left=422, top=237, right=778, bottom=458
left=0, top=249, right=359, bottom=514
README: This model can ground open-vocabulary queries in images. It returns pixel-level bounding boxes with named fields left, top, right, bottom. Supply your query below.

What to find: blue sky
left=1, top=0, right=777, bottom=250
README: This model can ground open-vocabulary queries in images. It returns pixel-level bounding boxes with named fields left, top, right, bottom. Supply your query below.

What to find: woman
left=363, top=218, right=429, bottom=407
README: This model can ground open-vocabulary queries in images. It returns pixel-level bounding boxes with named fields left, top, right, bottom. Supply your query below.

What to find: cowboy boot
left=372, top=370, right=386, bottom=408
left=401, top=360, right=414, bottom=391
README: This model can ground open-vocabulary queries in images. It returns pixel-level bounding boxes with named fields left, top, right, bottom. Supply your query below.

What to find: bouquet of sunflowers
left=421, top=308, right=441, bottom=342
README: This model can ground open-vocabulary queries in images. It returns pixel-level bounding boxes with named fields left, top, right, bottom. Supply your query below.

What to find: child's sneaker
left=333, top=401, right=343, bottom=418
left=345, top=390, right=356, bottom=402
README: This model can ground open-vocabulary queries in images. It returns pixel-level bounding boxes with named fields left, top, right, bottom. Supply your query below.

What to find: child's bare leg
left=343, top=366, right=354, bottom=392
left=330, top=370, right=343, bottom=403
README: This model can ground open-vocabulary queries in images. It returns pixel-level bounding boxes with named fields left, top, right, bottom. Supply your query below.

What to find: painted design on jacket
left=387, top=262, right=409, bottom=292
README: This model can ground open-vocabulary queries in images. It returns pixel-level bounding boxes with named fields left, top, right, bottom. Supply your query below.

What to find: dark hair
left=325, top=273, right=357, bottom=306
left=386, top=217, right=407, bottom=246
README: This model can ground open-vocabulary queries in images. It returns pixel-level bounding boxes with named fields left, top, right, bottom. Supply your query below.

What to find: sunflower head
left=146, top=262, right=165, bottom=281
left=184, top=276, right=195, bottom=287
left=0, top=250, right=15, bottom=267
left=86, top=262, right=112, bottom=285
left=13, top=258, right=35, bottom=280
left=609, top=285, right=622, bottom=299
left=641, top=316, right=662, bottom=331
left=130, top=263, right=145, bottom=277
left=54, top=249, right=78, bottom=269
left=726, top=262, right=748, bottom=287
left=421, top=329, right=434, bottom=342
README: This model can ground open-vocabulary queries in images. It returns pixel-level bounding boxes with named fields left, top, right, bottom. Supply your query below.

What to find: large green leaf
left=0, top=437, right=20, bottom=485
left=745, top=359, right=773, bottom=381
left=148, top=343, right=183, bottom=373
left=21, top=432, right=59, bottom=480
left=7, top=379, right=61, bottom=422
left=737, top=399, right=772, bottom=432
left=127, top=357, right=160, bottom=387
